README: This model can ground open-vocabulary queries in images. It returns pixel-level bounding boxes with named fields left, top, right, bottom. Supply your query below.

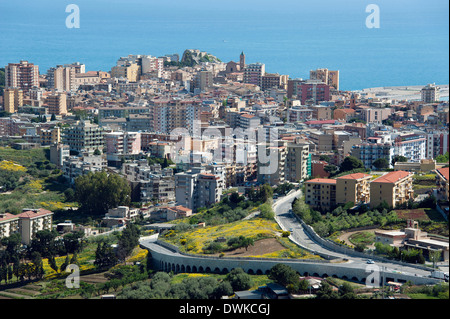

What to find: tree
left=74, top=171, right=131, bottom=216
left=117, top=223, right=141, bottom=261
left=268, top=264, right=298, bottom=287
left=50, top=113, right=57, bottom=121
left=94, top=242, right=118, bottom=269
left=93, top=149, right=101, bottom=155
left=315, top=281, right=339, bottom=299
left=226, top=268, right=253, bottom=291
left=372, top=158, right=389, bottom=170
left=339, top=156, right=364, bottom=173
left=338, top=282, right=356, bottom=299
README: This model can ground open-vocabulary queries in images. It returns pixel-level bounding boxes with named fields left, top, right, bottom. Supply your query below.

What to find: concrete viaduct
left=140, top=237, right=442, bottom=286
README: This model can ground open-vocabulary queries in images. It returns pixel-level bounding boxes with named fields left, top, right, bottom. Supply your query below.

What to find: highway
left=272, top=189, right=440, bottom=281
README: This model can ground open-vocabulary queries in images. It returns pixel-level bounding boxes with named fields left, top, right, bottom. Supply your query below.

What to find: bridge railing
left=154, top=239, right=338, bottom=264
left=292, top=213, right=435, bottom=272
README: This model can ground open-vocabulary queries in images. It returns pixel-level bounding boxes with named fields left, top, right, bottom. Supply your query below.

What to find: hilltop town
left=0, top=50, right=448, bottom=300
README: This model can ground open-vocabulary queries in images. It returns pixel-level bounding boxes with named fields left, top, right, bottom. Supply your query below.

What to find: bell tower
left=239, top=51, right=245, bottom=71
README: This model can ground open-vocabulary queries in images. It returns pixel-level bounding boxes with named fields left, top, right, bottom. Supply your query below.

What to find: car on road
left=366, top=259, right=375, bottom=264
left=289, top=228, right=294, bottom=232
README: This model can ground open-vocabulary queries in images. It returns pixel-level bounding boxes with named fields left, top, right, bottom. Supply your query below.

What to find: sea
left=0, top=0, right=448, bottom=91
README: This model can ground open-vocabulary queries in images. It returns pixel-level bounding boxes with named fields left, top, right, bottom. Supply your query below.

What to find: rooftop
left=436, top=167, right=449, bottom=181
left=336, top=173, right=372, bottom=180
left=371, top=170, right=412, bottom=184
left=306, top=178, right=337, bottom=184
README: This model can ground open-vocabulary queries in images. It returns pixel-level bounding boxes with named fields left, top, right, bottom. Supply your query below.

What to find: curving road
left=139, top=189, right=443, bottom=285
left=272, top=189, right=440, bottom=280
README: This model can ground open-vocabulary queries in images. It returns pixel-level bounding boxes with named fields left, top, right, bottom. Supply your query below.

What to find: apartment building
left=40, top=126, right=61, bottom=146
left=310, top=68, right=339, bottom=90
left=193, top=70, right=213, bottom=92
left=243, top=63, right=265, bottom=87
left=257, top=142, right=286, bottom=186
left=111, top=61, right=141, bottom=82
left=47, top=65, right=76, bottom=92
left=18, top=209, right=53, bottom=245
left=62, top=120, right=105, bottom=155
left=105, top=131, right=141, bottom=155
left=5, top=61, right=39, bottom=93
left=435, top=167, right=449, bottom=202
left=0, top=209, right=54, bottom=245
left=0, top=213, right=19, bottom=240
left=238, top=113, right=260, bottom=131
left=287, top=79, right=331, bottom=105
left=426, top=132, right=449, bottom=159
left=46, top=93, right=67, bottom=115
left=309, top=131, right=333, bottom=152
left=336, top=173, right=372, bottom=206
left=62, top=154, right=107, bottom=184
left=140, top=175, right=175, bottom=203
left=304, top=178, right=337, bottom=212
left=261, top=73, right=287, bottom=91
left=421, top=83, right=440, bottom=103
left=50, top=143, right=70, bottom=168
left=175, top=169, right=223, bottom=211
left=369, top=170, right=414, bottom=209
left=197, top=173, right=224, bottom=209
left=311, top=105, right=333, bottom=120
left=394, top=133, right=426, bottom=162
left=148, top=98, right=208, bottom=134
left=287, top=106, right=313, bottom=122
left=360, top=108, right=392, bottom=124
left=351, top=141, right=394, bottom=169
left=3, top=88, right=23, bottom=113
left=285, top=143, right=310, bottom=182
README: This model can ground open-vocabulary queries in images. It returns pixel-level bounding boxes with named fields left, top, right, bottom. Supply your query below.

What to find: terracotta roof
left=0, top=213, right=19, bottom=223
left=372, top=171, right=412, bottom=184
left=437, top=167, right=449, bottom=181
left=306, top=178, right=337, bottom=184
left=17, top=208, right=53, bottom=219
left=336, top=173, right=371, bottom=180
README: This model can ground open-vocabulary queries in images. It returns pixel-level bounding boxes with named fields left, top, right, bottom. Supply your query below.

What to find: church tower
left=239, top=51, right=245, bottom=71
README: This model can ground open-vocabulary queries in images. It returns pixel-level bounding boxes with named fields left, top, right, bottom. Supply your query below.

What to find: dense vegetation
left=74, top=171, right=131, bottom=216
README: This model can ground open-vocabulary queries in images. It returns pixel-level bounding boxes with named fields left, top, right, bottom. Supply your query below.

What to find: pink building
left=105, top=131, right=141, bottom=155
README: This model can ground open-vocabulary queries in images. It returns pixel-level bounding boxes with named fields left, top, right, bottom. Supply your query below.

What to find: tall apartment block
left=5, top=61, right=39, bottom=93
left=304, top=178, right=337, bottom=212
left=285, top=143, right=310, bottom=182
left=393, top=133, right=426, bottom=163
left=175, top=169, right=223, bottom=211
left=3, top=88, right=23, bottom=113
left=310, top=68, right=339, bottom=90
left=287, top=79, right=331, bottom=105
left=46, top=93, right=67, bottom=115
left=62, top=120, right=105, bottom=155
left=47, top=65, right=76, bottom=92
left=370, top=170, right=414, bottom=209
left=111, top=61, right=141, bottom=82
left=243, top=63, right=265, bottom=88
left=105, top=131, right=141, bottom=155
left=421, top=83, right=440, bottom=103
left=351, top=141, right=394, bottom=169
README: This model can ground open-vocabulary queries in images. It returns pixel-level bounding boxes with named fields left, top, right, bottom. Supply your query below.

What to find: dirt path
left=210, top=238, right=285, bottom=257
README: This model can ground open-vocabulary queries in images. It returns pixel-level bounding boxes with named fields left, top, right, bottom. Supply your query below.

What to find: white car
left=366, top=259, right=375, bottom=264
